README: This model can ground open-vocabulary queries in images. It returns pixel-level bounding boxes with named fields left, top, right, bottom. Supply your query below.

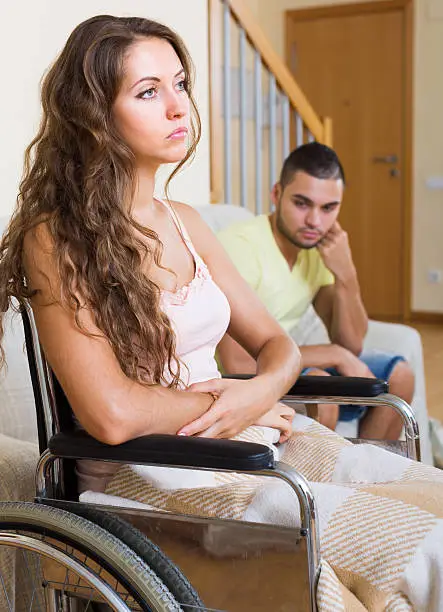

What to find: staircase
left=208, top=0, right=332, bottom=212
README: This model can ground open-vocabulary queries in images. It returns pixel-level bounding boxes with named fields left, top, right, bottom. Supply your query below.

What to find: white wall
left=245, top=0, right=443, bottom=314
left=0, top=0, right=210, bottom=217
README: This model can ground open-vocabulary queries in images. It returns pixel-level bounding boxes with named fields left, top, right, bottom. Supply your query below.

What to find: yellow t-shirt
left=217, top=214, right=334, bottom=333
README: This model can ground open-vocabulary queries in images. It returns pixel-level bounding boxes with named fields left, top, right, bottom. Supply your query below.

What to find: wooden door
left=286, top=6, right=408, bottom=320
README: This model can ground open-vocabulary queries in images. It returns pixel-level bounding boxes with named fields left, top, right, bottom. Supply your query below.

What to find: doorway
left=286, top=1, right=413, bottom=320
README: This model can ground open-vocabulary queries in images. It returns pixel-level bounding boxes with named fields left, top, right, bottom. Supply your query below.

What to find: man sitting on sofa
left=217, top=143, right=414, bottom=438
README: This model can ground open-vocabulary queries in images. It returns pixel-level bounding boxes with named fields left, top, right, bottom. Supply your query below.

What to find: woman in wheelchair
left=1, top=14, right=443, bottom=611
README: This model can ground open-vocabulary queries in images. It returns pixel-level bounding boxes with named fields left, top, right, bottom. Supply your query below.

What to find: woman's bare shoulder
left=169, top=200, right=204, bottom=222
left=169, top=201, right=213, bottom=240
left=22, top=218, right=60, bottom=299
left=169, top=201, right=218, bottom=262
left=23, top=218, right=56, bottom=267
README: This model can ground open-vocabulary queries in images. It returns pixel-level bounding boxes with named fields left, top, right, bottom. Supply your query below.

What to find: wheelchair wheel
left=44, top=500, right=204, bottom=610
left=0, top=502, right=189, bottom=611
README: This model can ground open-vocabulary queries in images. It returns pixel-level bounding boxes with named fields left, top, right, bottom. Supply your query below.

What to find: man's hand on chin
left=317, top=222, right=357, bottom=285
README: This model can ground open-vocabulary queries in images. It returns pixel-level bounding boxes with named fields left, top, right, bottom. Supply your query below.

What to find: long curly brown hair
left=0, top=15, right=201, bottom=386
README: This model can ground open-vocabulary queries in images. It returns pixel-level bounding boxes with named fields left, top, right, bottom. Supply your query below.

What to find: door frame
left=285, top=0, right=414, bottom=322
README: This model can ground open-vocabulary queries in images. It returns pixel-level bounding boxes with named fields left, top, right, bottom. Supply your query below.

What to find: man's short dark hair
left=279, top=142, right=345, bottom=189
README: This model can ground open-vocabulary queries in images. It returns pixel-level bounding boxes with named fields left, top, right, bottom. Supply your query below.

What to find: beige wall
left=3, top=1, right=441, bottom=312
left=246, top=0, right=443, bottom=313
left=0, top=0, right=210, bottom=217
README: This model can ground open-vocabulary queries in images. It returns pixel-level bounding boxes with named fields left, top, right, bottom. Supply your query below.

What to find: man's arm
left=217, top=333, right=257, bottom=374
left=314, top=223, right=368, bottom=355
left=217, top=332, right=339, bottom=373
left=217, top=331, right=371, bottom=375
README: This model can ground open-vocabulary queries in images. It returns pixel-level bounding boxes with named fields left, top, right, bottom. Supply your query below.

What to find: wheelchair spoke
left=61, top=562, right=71, bottom=593
left=28, top=575, right=37, bottom=611
left=34, top=546, right=49, bottom=612
left=21, top=548, right=46, bottom=612
left=42, top=584, right=49, bottom=612
left=0, top=567, right=13, bottom=612
left=82, top=583, right=96, bottom=611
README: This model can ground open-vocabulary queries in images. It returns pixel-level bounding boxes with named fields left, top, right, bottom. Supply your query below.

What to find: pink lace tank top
left=160, top=200, right=231, bottom=385
left=76, top=201, right=231, bottom=493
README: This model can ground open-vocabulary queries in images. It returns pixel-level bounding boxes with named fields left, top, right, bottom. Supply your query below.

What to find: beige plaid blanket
left=81, top=415, right=443, bottom=610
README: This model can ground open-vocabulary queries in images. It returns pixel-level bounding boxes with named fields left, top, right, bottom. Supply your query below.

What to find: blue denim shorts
left=302, top=350, right=405, bottom=422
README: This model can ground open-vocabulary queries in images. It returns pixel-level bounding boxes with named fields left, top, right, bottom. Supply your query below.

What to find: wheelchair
left=0, top=302, right=421, bottom=611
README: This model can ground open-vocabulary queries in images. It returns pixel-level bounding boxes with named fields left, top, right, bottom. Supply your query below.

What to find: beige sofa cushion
left=0, top=309, right=37, bottom=444
left=0, top=215, right=37, bottom=444
left=197, top=204, right=254, bottom=233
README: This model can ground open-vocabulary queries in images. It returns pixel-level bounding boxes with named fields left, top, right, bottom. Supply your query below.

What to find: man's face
left=272, top=171, right=344, bottom=249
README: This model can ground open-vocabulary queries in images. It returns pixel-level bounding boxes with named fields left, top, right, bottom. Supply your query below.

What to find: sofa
left=0, top=309, right=39, bottom=493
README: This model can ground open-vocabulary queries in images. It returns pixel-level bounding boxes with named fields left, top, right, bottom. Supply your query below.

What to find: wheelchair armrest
left=287, top=375, right=388, bottom=397
left=224, top=374, right=388, bottom=397
left=48, top=430, right=275, bottom=471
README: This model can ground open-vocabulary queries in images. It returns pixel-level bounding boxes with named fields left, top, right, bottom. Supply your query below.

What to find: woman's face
left=113, top=37, right=190, bottom=167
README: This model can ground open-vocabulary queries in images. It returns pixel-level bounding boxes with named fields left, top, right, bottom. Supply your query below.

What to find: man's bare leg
left=305, top=368, right=339, bottom=430
left=358, top=361, right=414, bottom=440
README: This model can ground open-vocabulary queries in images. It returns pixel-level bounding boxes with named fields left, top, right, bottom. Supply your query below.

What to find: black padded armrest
left=48, top=430, right=274, bottom=472
left=224, top=374, right=388, bottom=398
left=287, top=375, right=388, bottom=397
